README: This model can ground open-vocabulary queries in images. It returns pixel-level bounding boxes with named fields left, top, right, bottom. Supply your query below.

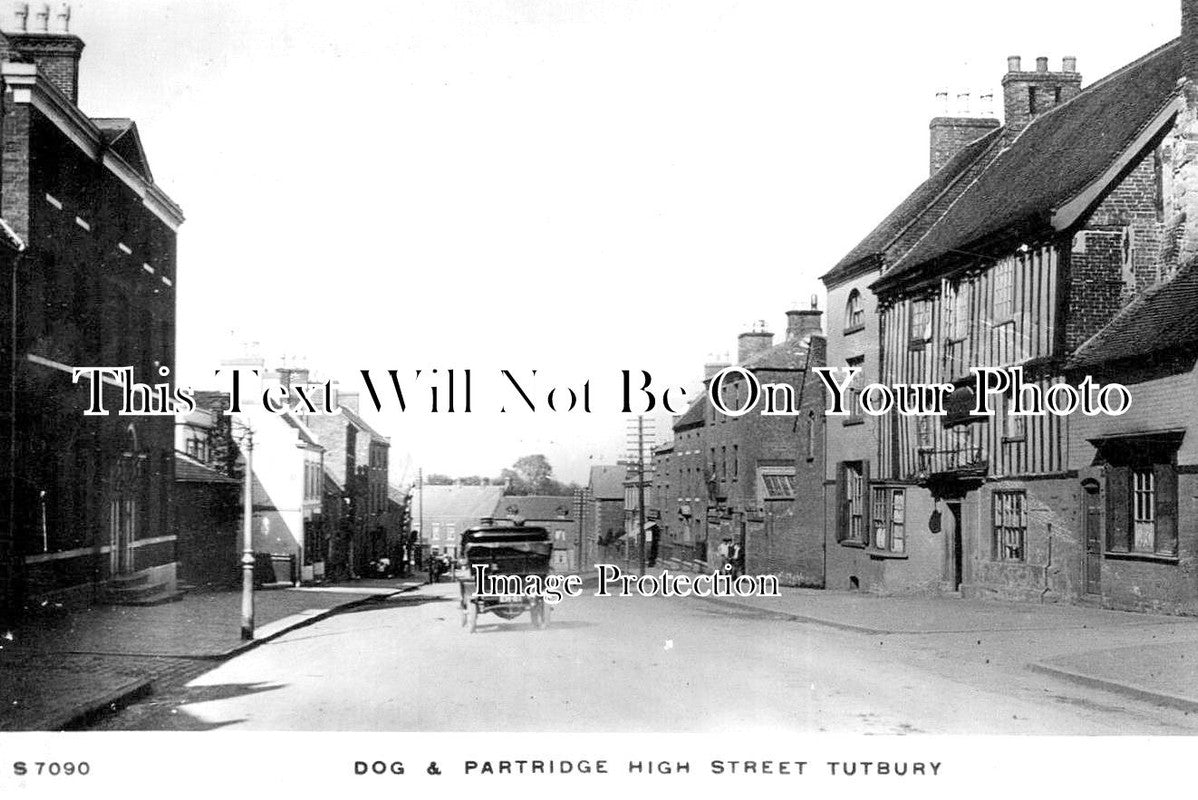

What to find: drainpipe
left=1041, top=522, right=1053, bottom=603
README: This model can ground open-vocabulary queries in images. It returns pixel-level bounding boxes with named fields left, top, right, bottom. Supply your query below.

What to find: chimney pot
left=1036, top=56, right=1049, bottom=72
left=956, top=91, right=971, bottom=115
left=13, top=3, right=28, bottom=31
left=1007, top=55, right=1022, bottom=72
left=33, top=2, right=47, bottom=31
left=935, top=89, right=949, bottom=114
left=53, top=2, right=69, bottom=33
left=1062, top=55, right=1077, bottom=73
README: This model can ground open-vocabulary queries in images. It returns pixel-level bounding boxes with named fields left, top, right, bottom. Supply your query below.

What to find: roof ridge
left=1031, top=37, right=1179, bottom=128
left=880, top=127, right=1007, bottom=262
left=881, top=139, right=1017, bottom=282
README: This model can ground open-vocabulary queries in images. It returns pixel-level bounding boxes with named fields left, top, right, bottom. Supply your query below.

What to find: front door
left=947, top=501, right=963, bottom=591
left=1084, top=483, right=1102, bottom=595
left=109, top=497, right=135, bottom=575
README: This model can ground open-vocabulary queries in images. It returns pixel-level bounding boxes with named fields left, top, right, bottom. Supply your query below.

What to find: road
left=91, top=580, right=1198, bottom=733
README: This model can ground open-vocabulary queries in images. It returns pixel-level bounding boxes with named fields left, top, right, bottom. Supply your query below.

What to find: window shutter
left=861, top=461, right=872, bottom=544
left=835, top=464, right=847, bottom=542
left=1154, top=463, right=1178, bottom=556
left=1105, top=465, right=1131, bottom=552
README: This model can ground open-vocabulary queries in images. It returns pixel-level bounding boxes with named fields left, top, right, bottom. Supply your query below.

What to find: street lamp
left=229, top=419, right=256, bottom=640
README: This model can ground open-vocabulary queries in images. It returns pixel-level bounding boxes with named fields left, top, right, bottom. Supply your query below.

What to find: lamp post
left=240, top=425, right=255, bottom=640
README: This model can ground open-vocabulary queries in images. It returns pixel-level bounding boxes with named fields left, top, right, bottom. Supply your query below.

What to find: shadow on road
left=331, top=594, right=453, bottom=617
left=465, top=620, right=596, bottom=634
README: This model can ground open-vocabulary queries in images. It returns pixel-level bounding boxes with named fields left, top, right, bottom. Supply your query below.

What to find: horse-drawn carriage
left=458, top=524, right=553, bottom=633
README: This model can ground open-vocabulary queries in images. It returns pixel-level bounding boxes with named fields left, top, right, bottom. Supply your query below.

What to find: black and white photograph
left=1, top=0, right=1196, bottom=795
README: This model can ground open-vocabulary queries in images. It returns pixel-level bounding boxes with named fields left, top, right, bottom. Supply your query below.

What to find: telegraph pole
left=623, top=415, right=655, bottom=577
left=240, top=426, right=255, bottom=640
left=637, top=416, right=646, bottom=576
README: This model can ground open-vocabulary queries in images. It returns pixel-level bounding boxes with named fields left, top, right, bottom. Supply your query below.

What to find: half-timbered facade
left=859, top=1, right=1198, bottom=611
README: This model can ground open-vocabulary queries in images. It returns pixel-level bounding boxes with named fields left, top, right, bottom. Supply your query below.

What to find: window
left=762, top=474, right=796, bottom=498
left=836, top=462, right=868, bottom=544
left=908, top=299, right=932, bottom=350
left=732, top=445, right=738, bottom=480
left=1132, top=468, right=1155, bottom=552
left=845, top=289, right=864, bottom=332
left=1106, top=461, right=1177, bottom=556
left=944, top=280, right=970, bottom=341
left=916, top=416, right=932, bottom=450
left=1003, top=395, right=1027, bottom=441
left=844, top=357, right=864, bottom=425
left=993, top=259, right=1015, bottom=321
left=871, top=487, right=906, bottom=553
left=992, top=490, right=1026, bottom=562
left=720, top=446, right=727, bottom=480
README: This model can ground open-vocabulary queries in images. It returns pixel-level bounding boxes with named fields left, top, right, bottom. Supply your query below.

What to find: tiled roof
left=493, top=495, right=576, bottom=522
left=413, top=485, right=505, bottom=522
left=175, top=452, right=238, bottom=484
left=281, top=411, right=321, bottom=448
left=1067, top=260, right=1198, bottom=370
left=741, top=335, right=811, bottom=371
left=193, top=390, right=231, bottom=412
left=673, top=398, right=705, bottom=431
left=821, top=127, right=1003, bottom=287
left=341, top=404, right=389, bottom=443
left=880, top=39, right=1183, bottom=289
left=587, top=465, right=627, bottom=500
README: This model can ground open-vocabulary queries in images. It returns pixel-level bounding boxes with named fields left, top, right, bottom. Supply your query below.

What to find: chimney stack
left=1001, top=53, right=1082, bottom=130
left=929, top=85, right=1000, bottom=176
left=4, top=3, right=84, bottom=103
left=736, top=321, right=773, bottom=364
left=786, top=296, right=824, bottom=342
left=1186, top=1, right=1198, bottom=97
left=703, top=354, right=732, bottom=380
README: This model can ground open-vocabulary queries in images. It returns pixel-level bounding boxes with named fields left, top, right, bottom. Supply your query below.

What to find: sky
left=51, top=0, right=1181, bottom=484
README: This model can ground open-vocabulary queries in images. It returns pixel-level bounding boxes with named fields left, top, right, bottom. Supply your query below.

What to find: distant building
left=494, top=495, right=582, bottom=571
left=412, top=484, right=505, bottom=559
left=587, top=465, right=626, bottom=565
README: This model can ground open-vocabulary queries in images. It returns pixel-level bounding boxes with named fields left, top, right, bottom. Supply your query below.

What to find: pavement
left=0, top=574, right=424, bottom=731
left=683, top=576, right=1198, bottom=712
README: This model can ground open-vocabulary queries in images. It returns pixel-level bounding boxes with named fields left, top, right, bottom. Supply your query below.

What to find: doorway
left=1083, top=480, right=1102, bottom=595
left=947, top=501, right=963, bottom=591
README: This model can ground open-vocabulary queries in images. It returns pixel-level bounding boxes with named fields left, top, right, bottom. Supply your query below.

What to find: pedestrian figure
left=717, top=537, right=732, bottom=573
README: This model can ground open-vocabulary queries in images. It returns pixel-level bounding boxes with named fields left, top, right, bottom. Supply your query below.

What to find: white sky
left=54, top=0, right=1180, bottom=484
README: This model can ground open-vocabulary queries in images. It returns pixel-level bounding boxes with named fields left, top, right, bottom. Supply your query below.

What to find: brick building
left=302, top=388, right=393, bottom=579
left=702, top=307, right=826, bottom=585
left=0, top=14, right=184, bottom=613
left=587, top=464, right=626, bottom=563
left=669, top=391, right=712, bottom=563
left=825, top=0, right=1198, bottom=614
left=412, top=484, right=503, bottom=559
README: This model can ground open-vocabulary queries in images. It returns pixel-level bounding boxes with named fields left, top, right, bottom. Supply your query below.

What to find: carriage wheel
left=466, top=600, right=479, bottom=633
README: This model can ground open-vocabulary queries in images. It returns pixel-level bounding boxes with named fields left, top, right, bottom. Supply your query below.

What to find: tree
left=512, top=454, right=553, bottom=494
left=424, top=473, right=454, bottom=486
